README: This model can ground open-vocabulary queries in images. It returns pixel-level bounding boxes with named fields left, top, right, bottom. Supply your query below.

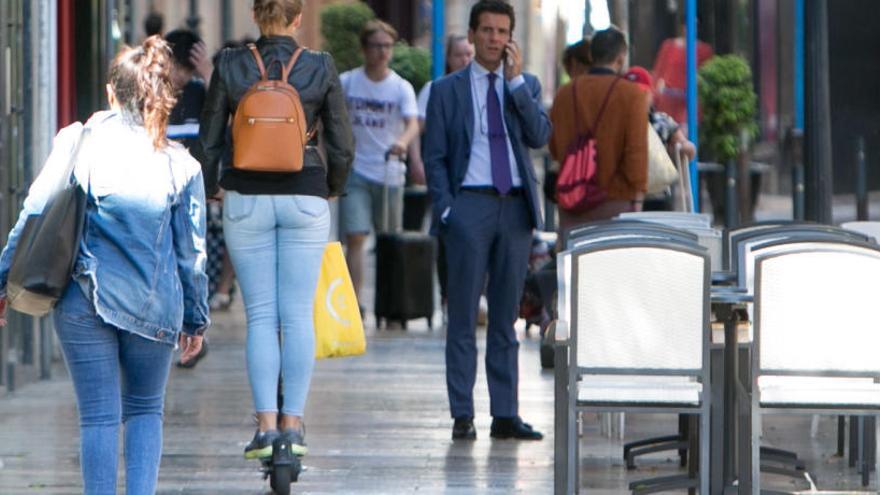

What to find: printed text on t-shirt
left=347, top=96, right=401, bottom=129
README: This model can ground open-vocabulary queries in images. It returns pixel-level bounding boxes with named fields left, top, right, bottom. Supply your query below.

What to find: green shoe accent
left=244, top=444, right=273, bottom=460
left=289, top=444, right=308, bottom=456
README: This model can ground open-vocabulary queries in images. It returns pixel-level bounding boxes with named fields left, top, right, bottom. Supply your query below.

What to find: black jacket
left=198, top=36, right=354, bottom=197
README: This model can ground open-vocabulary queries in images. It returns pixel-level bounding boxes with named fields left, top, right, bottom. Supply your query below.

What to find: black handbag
left=6, top=128, right=91, bottom=316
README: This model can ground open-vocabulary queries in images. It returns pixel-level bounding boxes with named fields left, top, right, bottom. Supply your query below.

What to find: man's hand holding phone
left=503, top=41, right=523, bottom=81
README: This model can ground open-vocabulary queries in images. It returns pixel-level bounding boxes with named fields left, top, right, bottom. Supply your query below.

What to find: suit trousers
left=442, top=190, right=532, bottom=419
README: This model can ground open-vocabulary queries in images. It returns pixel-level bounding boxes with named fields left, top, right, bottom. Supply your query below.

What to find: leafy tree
left=320, top=2, right=431, bottom=93
left=320, top=2, right=376, bottom=72
left=390, top=42, right=431, bottom=93
left=698, top=55, right=758, bottom=162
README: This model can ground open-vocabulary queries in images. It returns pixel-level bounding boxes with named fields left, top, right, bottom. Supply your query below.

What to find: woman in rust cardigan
left=549, top=27, right=650, bottom=237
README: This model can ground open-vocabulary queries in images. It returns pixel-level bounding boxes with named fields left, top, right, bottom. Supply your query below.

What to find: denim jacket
left=0, top=111, right=210, bottom=344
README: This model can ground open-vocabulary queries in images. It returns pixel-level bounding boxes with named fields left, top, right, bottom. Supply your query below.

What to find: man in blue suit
left=422, top=0, right=551, bottom=441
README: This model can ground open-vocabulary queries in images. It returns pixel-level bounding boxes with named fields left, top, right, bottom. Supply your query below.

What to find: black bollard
left=724, top=160, right=738, bottom=228
left=856, top=137, right=868, bottom=221
left=793, top=164, right=806, bottom=221
left=787, top=128, right=806, bottom=221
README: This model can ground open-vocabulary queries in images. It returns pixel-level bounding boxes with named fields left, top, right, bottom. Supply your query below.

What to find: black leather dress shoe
left=490, top=416, right=544, bottom=440
left=452, top=417, right=477, bottom=440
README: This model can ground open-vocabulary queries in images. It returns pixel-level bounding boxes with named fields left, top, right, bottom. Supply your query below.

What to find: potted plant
left=698, top=54, right=758, bottom=225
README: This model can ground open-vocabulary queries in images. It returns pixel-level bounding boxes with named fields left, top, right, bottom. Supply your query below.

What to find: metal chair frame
left=747, top=243, right=880, bottom=493
left=554, top=238, right=712, bottom=494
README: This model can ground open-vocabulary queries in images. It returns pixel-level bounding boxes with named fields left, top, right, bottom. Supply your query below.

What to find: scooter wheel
left=270, top=465, right=292, bottom=495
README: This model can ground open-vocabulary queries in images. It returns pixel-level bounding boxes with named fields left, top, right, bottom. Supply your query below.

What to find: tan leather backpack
left=232, top=44, right=316, bottom=173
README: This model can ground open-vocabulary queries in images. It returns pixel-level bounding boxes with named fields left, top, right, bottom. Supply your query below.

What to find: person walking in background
left=163, top=29, right=216, bottom=369
left=544, top=38, right=593, bottom=204
left=549, top=27, right=650, bottom=234
left=164, top=28, right=238, bottom=316
left=422, top=0, right=551, bottom=441
left=562, top=38, right=592, bottom=80
left=0, top=36, right=208, bottom=494
left=339, top=20, right=420, bottom=307
left=165, top=29, right=209, bottom=153
left=409, top=34, right=473, bottom=324
left=144, top=11, right=164, bottom=38
left=652, top=22, right=714, bottom=135
left=624, top=65, right=696, bottom=211
left=415, top=35, right=474, bottom=127
left=198, top=0, right=354, bottom=461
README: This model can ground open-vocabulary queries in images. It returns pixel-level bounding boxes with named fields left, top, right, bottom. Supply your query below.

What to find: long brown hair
left=108, top=35, right=176, bottom=149
left=253, top=0, right=303, bottom=33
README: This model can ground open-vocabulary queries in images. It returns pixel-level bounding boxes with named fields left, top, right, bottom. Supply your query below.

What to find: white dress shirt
left=462, top=61, right=524, bottom=188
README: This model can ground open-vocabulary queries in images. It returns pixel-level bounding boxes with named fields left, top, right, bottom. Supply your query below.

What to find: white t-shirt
left=416, top=80, right=433, bottom=120
left=340, top=67, right=418, bottom=186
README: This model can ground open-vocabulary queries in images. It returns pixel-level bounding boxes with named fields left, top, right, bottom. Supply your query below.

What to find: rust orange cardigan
left=549, top=74, right=650, bottom=201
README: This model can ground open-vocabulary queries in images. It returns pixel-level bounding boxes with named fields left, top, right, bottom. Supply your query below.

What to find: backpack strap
left=282, top=47, right=319, bottom=141
left=588, top=76, right=622, bottom=136
left=282, top=47, right=304, bottom=81
left=571, top=77, right=583, bottom=135
left=247, top=43, right=268, bottom=80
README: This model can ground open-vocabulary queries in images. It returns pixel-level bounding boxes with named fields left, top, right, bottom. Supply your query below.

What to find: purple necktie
left=486, top=73, right=513, bottom=194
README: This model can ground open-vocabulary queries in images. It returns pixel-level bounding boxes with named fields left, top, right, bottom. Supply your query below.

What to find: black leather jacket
left=198, top=36, right=354, bottom=197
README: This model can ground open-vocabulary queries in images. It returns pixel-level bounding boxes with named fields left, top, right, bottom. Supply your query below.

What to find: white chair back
left=562, top=242, right=709, bottom=373
left=755, top=246, right=880, bottom=375
left=619, top=212, right=721, bottom=271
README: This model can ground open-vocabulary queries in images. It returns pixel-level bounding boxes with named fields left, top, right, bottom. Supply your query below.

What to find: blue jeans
left=223, top=192, right=330, bottom=416
left=53, top=283, right=173, bottom=495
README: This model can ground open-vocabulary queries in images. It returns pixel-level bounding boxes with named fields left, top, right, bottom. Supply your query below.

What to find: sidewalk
left=0, top=295, right=558, bottom=494
left=0, top=240, right=873, bottom=493
left=748, top=191, right=880, bottom=224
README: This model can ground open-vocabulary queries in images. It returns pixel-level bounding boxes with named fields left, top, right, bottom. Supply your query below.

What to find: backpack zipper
left=247, top=117, right=295, bottom=125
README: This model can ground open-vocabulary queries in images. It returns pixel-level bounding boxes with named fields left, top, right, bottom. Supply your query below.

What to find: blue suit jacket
left=421, top=65, right=552, bottom=233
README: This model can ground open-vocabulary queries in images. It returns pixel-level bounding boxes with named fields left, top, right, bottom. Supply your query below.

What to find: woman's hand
left=178, top=333, right=204, bottom=362
left=670, top=129, right=697, bottom=162
left=208, top=188, right=225, bottom=203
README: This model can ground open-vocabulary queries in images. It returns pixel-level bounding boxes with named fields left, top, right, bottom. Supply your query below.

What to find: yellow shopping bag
left=313, top=242, right=366, bottom=358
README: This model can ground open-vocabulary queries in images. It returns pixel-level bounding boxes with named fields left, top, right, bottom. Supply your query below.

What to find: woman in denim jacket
left=199, top=0, right=353, bottom=460
left=0, top=37, right=209, bottom=494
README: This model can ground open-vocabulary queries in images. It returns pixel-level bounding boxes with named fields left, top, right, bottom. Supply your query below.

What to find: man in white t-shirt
left=340, top=19, right=420, bottom=304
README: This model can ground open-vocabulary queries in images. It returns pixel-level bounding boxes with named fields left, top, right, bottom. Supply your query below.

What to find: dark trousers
left=443, top=190, right=532, bottom=419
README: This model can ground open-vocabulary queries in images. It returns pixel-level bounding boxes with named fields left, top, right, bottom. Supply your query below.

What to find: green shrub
left=320, top=2, right=376, bottom=72
left=390, top=42, right=431, bottom=92
left=698, top=54, right=758, bottom=162
left=319, top=2, right=430, bottom=92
